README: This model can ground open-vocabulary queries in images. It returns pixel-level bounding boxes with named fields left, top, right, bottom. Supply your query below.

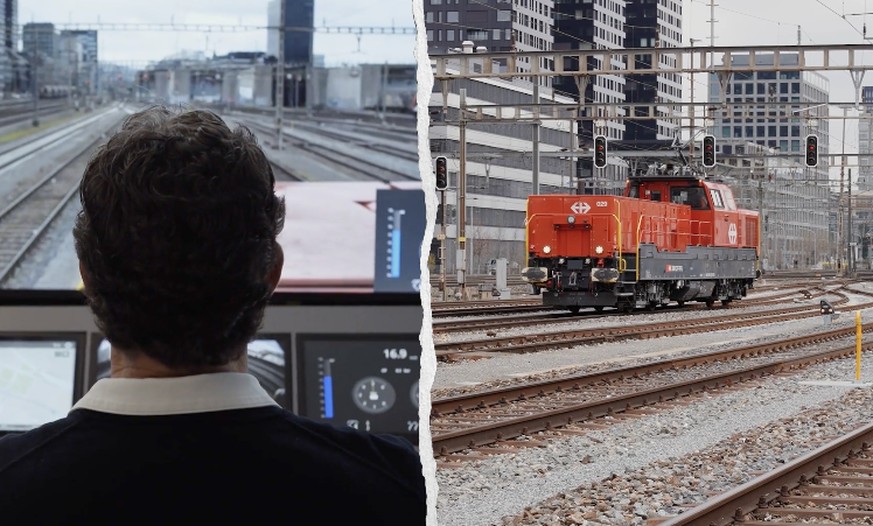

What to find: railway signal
left=702, top=135, right=716, bottom=168
left=434, top=156, right=448, bottom=190
left=805, top=134, right=818, bottom=167
left=593, top=135, right=607, bottom=169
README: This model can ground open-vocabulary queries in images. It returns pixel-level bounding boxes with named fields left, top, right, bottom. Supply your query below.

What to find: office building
left=267, top=0, right=314, bottom=66
left=428, top=53, right=576, bottom=275
left=707, top=53, right=830, bottom=270
left=60, top=29, right=98, bottom=94
left=425, top=0, right=554, bottom=82
left=623, top=0, right=682, bottom=141
left=551, top=0, right=683, bottom=192
left=0, top=0, right=17, bottom=93
left=22, top=22, right=56, bottom=58
left=858, top=86, right=873, bottom=193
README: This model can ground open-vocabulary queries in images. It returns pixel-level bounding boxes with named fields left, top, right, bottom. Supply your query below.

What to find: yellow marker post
left=856, top=310, right=863, bottom=382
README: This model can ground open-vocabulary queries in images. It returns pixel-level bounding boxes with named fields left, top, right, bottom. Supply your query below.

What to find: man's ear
left=79, top=261, right=90, bottom=293
left=266, top=243, right=284, bottom=295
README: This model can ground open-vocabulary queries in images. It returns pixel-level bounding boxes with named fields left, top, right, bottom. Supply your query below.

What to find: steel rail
left=433, top=322, right=868, bottom=415
left=436, top=293, right=853, bottom=357
left=432, top=338, right=873, bottom=456
left=0, top=128, right=113, bottom=284
left=659, top=422, right=873, bottom=526
left=432, top=287, right=826, bottom=334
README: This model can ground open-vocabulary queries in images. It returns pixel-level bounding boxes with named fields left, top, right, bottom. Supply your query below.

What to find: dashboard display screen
left=0, top=337, right=80, bottom=432
left=297, top=334, right=420, bottom=443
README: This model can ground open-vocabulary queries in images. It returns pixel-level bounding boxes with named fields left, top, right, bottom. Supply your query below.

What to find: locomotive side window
left=719, top=187, right=738, bottom=210
left=709, top=190, right=726, bottom=209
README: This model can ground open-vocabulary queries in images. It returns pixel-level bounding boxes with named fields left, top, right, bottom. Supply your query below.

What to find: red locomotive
left=521, top=170, right=760, bottom=312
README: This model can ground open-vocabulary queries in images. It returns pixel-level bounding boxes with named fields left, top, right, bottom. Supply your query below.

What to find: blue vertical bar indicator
left=323, top=376, right=334, bottom=418
left=322, top=359, right=334, bottom=419
left=387, top=208, right=405, bottom=279
left=390, top=228, right=401, bottom=278
left=373, top=190, right=425, bottom=293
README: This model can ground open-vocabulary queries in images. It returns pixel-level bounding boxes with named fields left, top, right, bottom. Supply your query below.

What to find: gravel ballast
left=433, top=284, right=873, bottom=526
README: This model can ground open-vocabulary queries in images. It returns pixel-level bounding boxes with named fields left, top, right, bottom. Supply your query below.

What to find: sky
left=19, top=0, right=417, bottom=66
left=684, top=0, right=873, bottom=164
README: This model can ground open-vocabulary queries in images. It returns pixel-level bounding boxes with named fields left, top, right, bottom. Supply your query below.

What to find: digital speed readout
left=298, top=335, right=420, bottom=443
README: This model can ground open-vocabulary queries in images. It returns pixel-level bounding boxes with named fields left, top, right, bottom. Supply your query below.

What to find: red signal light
left=805, top=135, right=818, bottom=167
left=594, top=135, right=607, bottom=168
left=702, top=135, right=716, bottom=168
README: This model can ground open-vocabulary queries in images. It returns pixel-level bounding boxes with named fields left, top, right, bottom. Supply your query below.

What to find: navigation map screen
left=0, top=337, right=80, bottom=433
left=297, top=334, right=420, bottom=444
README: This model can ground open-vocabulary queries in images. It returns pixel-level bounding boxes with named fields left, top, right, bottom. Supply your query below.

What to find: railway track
left=662, top=422, right=873, bottom=526
left=0, top=111, right=109, bottom=174
left=0, top=126, right=111, bottom=285
left=431, top=321, right=873, bottom=459
left=431, top=300, right=544, bottom=318
left=244, top=118, right=417, bottom=183
left=269, top=159, right=302, bottom=182
left=222, top=104, right=416, bottom=130
left=291, top=120, right=417, bottom=162
left=297, top=141, right=416, bottom=182
left=0, top=100, right=69, bottom=130
left=434, top=291, right=857, bottom=360
left=431, top=286, right=834, bottom=334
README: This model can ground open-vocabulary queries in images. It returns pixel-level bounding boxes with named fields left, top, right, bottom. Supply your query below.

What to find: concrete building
left=551, top=0, right=682, bottom=193
left=708, top=54, right=830, bottom=168
left=267, top=0, right=314, bottom=66
left=858, top=86, right=873, bottom=193
left=60, top=30, right=98, bottom=94
left=0, top=0, right=19, bottom=94
left=425, top=0, right=554, bottom=83
left=267, top=0, right=314, bottom=107
left=135, top=55, right=415, bottom=115
left=429, top=55, right=577, bottom=274
left=57, top=34, right=83, bottom=95
left=309, top=63, right=416, bottom=113
left=623, top=0, right=682, bottom=142
left=848, top=87, right=873, bottom=269
left=267, top=0, right=280, bottom=59
left=22, top=22, right=55, bottom=58
left=707, top=54, right=831, bottom=270
left=552, top=0, right=626, bottom=142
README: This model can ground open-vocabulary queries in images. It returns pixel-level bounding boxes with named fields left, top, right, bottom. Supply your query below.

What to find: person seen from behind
left=0, top=106, right=426, bottom=525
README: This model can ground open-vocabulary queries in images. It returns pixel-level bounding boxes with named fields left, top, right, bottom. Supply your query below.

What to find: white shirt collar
left=72, top=372, right=280, bottom=416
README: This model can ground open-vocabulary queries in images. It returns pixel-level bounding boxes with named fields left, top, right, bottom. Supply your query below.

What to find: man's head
left=74, top=106, right=285, bottom=368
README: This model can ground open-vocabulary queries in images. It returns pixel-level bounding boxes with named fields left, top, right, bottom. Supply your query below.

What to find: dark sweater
left=0, top=406, right=426, bottom=525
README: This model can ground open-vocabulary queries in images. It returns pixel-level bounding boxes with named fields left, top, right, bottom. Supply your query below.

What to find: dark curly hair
left=74, top=106, right=285, bottom=367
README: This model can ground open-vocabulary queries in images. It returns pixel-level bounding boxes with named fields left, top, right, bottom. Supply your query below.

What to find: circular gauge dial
left=352, top=376, right=396, bottom=414
left=410, top=381, right=419, bottom=407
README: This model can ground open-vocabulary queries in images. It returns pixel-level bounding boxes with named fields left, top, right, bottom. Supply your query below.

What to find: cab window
left=719, top=187, right=738, bottom=210
left=709, top=189, right=726, bottom=209
left=670, top=187, right=709, bottom=210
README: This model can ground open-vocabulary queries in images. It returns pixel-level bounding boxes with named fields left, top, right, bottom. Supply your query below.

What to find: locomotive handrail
left=635, top=215, right=644, bottom=278
left=612, top=211, right=622, bottom=268
left=524, top=212, right=546, bottom=263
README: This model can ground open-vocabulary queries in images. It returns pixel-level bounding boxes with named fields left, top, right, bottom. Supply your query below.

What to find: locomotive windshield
left=670, top=187, right=709, bottom=210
